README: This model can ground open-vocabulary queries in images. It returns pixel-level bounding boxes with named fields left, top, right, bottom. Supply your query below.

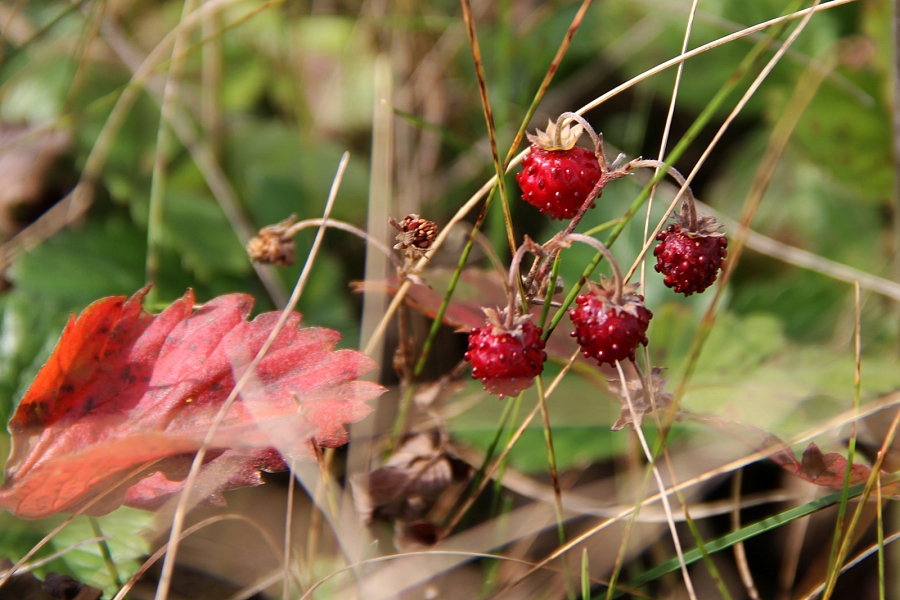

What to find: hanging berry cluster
left=462, top=113, right=729, bottom=407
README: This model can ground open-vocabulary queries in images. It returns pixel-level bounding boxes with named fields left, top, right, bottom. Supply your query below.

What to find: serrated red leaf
left=0, top=287, right=384, bottom=519
left=766, top=438, right=899, bottom=494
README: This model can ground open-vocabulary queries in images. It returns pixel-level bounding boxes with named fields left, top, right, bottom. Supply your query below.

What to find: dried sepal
left=672, top=201, right=725, bottom=238
left=608, top=367, right=672, bottom=431
left=481, top=306, right=534, bottom=342
left=525, top=119, right=584, bottom=152
left=247, top=215, right=297, bottom=266
left=584, top=277, right=646, bottom=317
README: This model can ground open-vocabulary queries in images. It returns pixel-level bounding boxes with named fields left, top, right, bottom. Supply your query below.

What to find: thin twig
left=640, top=0, right=699, bottom=295
left=730, top=470, right=760, bottom=599
left=153, top=154, right=350, bottom=600
left=613, top=360, right=697, bottom=600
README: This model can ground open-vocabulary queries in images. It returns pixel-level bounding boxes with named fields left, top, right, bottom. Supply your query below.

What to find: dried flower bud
left=247, top=215, right=297, bottom=266
left=607, top=366, right=672, bottom=431
left=390, top=214, right=437, bottom=253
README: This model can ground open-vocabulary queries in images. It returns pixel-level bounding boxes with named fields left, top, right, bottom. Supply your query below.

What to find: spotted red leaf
left=0, top=287, right=384, bottom=519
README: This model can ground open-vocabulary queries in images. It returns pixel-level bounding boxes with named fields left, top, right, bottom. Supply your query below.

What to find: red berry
left=654, top=223, right=728, bottom=296
left=464, top=318, right=546, bottom=399
left=569, top=280, right=652, bottom=366
left=516, top=120, right=603, bottom=220
left=517, top=146, right=602, bottom=220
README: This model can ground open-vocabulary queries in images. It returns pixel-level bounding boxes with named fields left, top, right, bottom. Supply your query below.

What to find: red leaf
left=766, top=438, right=898, bottom=493
left=0, top=288, right=385, bottom=519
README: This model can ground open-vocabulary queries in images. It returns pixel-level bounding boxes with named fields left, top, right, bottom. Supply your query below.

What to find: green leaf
left=8, top=218, right=146, bottom=306
left=164, top=190, right=251, bottom=280
left=53, top=508, right=154, bottom=597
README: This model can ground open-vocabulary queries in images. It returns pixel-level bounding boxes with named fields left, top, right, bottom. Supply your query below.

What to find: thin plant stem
left=798, top=529, right=900, bottom=600
left=504, top=0, right=594, bottom=165
left=88, top=516, right=122, bottom=589
left=443, top=350, right=579, bottom=534
left=662, top=2, right=827, bottom=436
left=508, top=390, right=900, bottom=594
left=797, top=406, right=900, bottom=600
left=460, top=0, right=515, bottom=256
left=283, top=218, right=402, bottom=268
left=582, top=549, right=590, bottom=600
left=146, top=0, right=197, bottom=305
left=299, top=551, right=541, bottom=600
left=283, top=457, right=297, bottom=600
left=0, top=458, right=164, bottom=588
left=442, top=391, right=517, bottom=531
left=538, top=252, right=562, bottom=329
left=358, top=0, right=852, bottom=359
left=636, top=349, right=731, bottom=600
left=877, top=473, right=885, bottom=600
left=894, top=0, right=900, bottom=356
left=1, top=1, right=88, bottom=66
left=640, top=0, right=699, bottom=295
left=822, top=282, right=862, bottom=599
left=113, top=514, right=286, bottom=600
left=535, top=375, right=567, bottom=547
left=0, top=536, right=110, bottom=579
left=491, top=392, right=524, bottom=517
left=730, top=471, right=760, bottom=599
left=153, top=153, right=349, bottom=600
left=613, top=360, right=697, bottom=600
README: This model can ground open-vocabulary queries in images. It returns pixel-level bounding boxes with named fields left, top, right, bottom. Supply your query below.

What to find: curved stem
left=562, top=233, right=624, bottom=304
left=284, top=217, right=403, bottom=269
left=557, top=111, right=604, bottom=165
left=505, top=239, right=543, bottom=328
left=629, top=159, right=699, bottom=230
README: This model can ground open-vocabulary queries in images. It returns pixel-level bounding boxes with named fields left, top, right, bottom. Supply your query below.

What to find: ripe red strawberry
left=654, top=205, right=727, bottom=296
left=569, top=278, right=652, bottom=366
left=464, top=311, right=546, bottom=399
left=516, top=120, right=603, bottom=220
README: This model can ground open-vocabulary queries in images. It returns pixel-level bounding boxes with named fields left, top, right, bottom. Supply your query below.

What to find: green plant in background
left=0, top=0, right=898, bottom=599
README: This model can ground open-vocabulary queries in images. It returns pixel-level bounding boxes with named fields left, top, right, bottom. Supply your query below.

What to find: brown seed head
left=390, top=214, right=438, bottom=252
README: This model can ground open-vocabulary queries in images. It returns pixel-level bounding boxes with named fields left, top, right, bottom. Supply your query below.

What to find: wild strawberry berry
left=464, top=313, right=546, bottom=399
left=516, top=120, right=603, bottom=220
left=569, top=279, right=652, bottom=366
left=654, top=207, right=727, bottom=296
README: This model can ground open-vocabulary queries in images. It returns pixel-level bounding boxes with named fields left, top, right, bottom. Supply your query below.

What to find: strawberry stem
left=627, top=159, right=699, bottom=231
left=557, top=111, right=605, bottom=169
left=562, top=233, right=624, bottom=304
left=524, top=176, right=606, bottom=296
left=505, top=236, right=545, bottom=328
left=252, top=215, right=404, bottom=268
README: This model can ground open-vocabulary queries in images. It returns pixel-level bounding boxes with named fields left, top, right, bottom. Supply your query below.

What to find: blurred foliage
left=0, top=0, right=898, bottom=594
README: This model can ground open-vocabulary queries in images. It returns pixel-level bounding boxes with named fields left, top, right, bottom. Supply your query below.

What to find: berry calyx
left=464, top=311, right=546, bottom=399
left=569, top=278, right=652, bottom=366
left=516, top=119, right=603, bottom=220
left=654, top=204, right=727, bottom=296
